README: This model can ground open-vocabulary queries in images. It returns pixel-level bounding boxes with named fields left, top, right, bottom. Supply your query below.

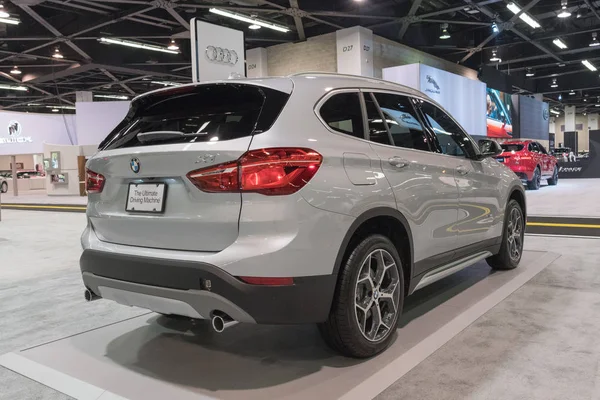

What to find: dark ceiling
left=2, top=0, right=600, bottom=114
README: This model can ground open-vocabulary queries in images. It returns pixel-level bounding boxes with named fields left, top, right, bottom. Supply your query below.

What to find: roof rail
left=288, top=71, right=417, bottom=91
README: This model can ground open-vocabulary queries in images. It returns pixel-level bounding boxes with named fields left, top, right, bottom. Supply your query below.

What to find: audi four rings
left=205, top=46, right=239, bottom=65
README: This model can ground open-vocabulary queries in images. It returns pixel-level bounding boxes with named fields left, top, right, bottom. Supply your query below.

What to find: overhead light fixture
left=492, top=22, right=499, bottom=33
left=0, top=11, right=9, bottom=18
left=584, top=98, right=588, bottom=102
left=46, top=105, right=75, bottom=110
left=52, top=47, right=63, bottom=59
left=0, top=84, right=26, bottom=91
left=439, top=23, right=451, bottom=39
left=557, top=0, right=571, bottom=18
left=550, top=109, right=561, bottom=115
left=507, top=2, right=541, bottom=29
left=10, top=66, right=20, bottom=75
left=51, top=108, right=59, bottom=113
left=94, top=94, right=129, bottom=100
left=525, top=68, right=535, bottom=77
left=553, top=38, right=568, bottom=49
left=150, top=81, right=181, bottom=87
left=209, top=8, right=289, bottom=33
left=551, top=78, right=558, bottom=88
left=558, top=63, right=566, bottom=67
left=249, top=24, right=261, bottom=30
left=0, top=16, right=19, bottom=25
left=582, top=59, right=597, bottom=71
left=98, top=37, right=179, bottom=54
left=490, top=49, right=501, bottom=62
left=569, top=90, right=576, bottom=95
left=167, top=40, right=179, bottom=51
left=590, top=32, right=600, bottom=47
left=558, top=94, right=562, bottom=101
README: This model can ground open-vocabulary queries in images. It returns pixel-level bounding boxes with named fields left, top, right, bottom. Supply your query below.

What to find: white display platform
left=0, top=251, right=558, bottom=400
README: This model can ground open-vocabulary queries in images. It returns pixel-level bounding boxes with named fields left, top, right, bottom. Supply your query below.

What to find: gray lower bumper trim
left=82, top=272, right=255, bottom=323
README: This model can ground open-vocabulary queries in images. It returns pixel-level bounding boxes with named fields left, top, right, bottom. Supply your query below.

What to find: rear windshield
left=500, top=144, right=524, bottom=152
left=99, top=83, right=290, bottom=150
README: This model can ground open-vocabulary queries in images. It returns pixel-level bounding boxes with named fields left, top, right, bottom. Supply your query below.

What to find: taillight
left=187, top=148, right=322, bottom=196
left=86, top=169, right=105, bottom=194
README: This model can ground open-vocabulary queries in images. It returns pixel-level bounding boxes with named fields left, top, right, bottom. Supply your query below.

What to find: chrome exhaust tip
left=211, top=313, right=238, bottom=333
left=84, top=288, right=100, bottom=302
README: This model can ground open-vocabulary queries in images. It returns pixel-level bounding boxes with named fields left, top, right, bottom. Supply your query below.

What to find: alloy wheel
left=506, top=207, right=524, bottom=262
left=354, top=249, right=400, bottom=342
left=535, top=169, right=541, bottom=188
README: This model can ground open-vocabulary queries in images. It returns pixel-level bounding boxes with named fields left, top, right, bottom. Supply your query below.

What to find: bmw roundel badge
left=130, top=158, right=140, bottom=174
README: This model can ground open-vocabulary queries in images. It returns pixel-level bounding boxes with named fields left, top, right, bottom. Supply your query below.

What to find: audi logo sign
left=205, top=46, right=239, bottom=65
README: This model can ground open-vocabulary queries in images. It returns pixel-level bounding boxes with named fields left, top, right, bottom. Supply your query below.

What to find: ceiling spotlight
left=249, top=24, right=261, bottom=30
left=492, top=22, right=499, bottom=33
left=584, top=98, right=588, bottom=102
left=551, top=78, right=558, bottom=88
left=209, top=8, right=289, bottom=33
left=553, top=38, right=568, bottom=49
left=558, top=94, right=563, bottom=101
left=167, top=40, right=179, bottom=51
left=490, top=49, right=501, bottom=62
left=569, top=90, right=576, bottom=95
left=10, top=66, right=20, bottom=75
left=525, top=68, right=535, bottom=77
left=439, top=23, right=451, bottom=39
left=52, top=47, right=63, bottom=59
left=507, top=2, right=541, bottom=29
left=98, top=37, right=179, bottom=54
left=590, top=32, right=600, bottom=47
left=582, top=59, right=597, bottom=71
left=557, top=0, right=571, bottom=18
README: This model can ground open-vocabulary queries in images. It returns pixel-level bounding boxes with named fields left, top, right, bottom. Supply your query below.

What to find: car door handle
left=456, top=165, right=469, bottom=175
left=388, top=157, right=409, bottom=168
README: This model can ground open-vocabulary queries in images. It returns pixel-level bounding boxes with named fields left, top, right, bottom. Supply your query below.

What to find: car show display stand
left=0, top=251, right=558, bottom=400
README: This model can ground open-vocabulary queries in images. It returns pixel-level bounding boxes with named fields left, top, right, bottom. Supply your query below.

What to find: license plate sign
left=126, top=183, right=167, bottom=213
left=496, top=157, right=504, bottom=162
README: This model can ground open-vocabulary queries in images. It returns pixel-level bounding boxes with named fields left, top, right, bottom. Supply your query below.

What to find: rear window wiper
left=137, top=131, right=205, bottom=143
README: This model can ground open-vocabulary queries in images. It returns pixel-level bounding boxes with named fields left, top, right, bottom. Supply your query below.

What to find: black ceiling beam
left=399, top=0, right=424, bottom=40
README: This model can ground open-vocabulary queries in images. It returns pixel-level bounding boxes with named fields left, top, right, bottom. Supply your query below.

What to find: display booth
left=557, top=129, right=600, bottom=179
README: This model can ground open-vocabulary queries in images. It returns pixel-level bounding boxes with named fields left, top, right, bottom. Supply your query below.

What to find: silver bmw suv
left=81, top=73, right=525, bottom=358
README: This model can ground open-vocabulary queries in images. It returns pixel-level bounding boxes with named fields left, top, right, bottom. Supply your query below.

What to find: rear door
left=87, top=82, right=291, bottom=252
left=361, top=90, right=460, bottom=275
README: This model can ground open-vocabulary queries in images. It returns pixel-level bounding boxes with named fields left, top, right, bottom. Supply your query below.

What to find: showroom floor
left=1, top=180, right=600, bottom=399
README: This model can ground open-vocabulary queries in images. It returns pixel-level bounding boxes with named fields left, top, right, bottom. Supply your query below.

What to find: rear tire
left=487, top=199, right=524, bottom=270
left=527, top=167, right=541, bottom=190
left=547, top=166, right=558, bottom=186
left=319, top=234, right=404, bottom=358
left=0, top=182, right=6, bottom=193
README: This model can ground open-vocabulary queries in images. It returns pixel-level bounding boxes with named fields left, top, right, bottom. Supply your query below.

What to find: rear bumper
left=80, top=249, right=336, bottom=324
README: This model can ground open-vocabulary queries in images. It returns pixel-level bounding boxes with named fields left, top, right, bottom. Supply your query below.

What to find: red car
left=496, top=140, right=558, bottom=190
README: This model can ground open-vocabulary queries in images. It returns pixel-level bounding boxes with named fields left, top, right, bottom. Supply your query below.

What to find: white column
left=75, top=91, right=93, bottom=102
left=246, top=48, right=268, bottom=78
left=549, top=117, right=556, bottom=134
left=564, top=106, right=576, bottom=131
left=336, top=26, right=373, bottom=77
left=588, top=113, right=599, bottom=130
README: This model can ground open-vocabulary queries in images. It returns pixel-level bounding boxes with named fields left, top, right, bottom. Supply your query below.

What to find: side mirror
left=478, top=139, right=502, bottom=159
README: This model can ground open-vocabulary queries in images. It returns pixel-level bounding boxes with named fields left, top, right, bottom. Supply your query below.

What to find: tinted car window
left=501, top=144, right=524, bottom=152
left=537, top=143, right=548, bottom=154
left=364, top=94, right=392, bottom=145
left=100, top=84, right=290, bottom=150
left=374, top=93, right=430, bottom=152
left=419, top=102, right=476, bottom=158
left=529, top=142, right=539, bottom=153
left=320, top=92, right=364, bottom=139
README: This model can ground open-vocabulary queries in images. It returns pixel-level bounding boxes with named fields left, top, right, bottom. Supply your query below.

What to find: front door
left=361, top=90, right=460, bottom=276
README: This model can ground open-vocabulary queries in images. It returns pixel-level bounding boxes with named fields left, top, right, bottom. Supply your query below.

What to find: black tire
left=319, top=234, right=405, bottom=358
left=547, top=166, right=558, bottom=186
left=0, top=181, right=6, bottom=194
left=487, top=199, right=524, bottom=270
left=527, top=167, right=541, bottom=190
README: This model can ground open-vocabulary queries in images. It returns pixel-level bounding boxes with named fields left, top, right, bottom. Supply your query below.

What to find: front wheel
left=527, top=167, right=541, bottom=190
left=0, top=181, right=7, bottom=194
left=319, top=234, right=404, bottom=358
left=547, top=166, right=558, bottom=186
left=487, top=199, right=525, bottom=270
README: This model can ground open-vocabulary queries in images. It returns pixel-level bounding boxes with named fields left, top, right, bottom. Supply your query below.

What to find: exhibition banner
left=486, top=88, right=514, bottom=138
left=191, top=19, right=245, bottom=82
left=557, top=129, right=600, bottom=179
left=382, top=64, right=486, bottom=137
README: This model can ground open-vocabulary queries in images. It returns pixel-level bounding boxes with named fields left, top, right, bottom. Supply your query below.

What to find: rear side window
left=501, top=144, right=524, bottom=152
left=99, top=84, right=289, bottom=150
left=319, top=92, right=364, bottom=139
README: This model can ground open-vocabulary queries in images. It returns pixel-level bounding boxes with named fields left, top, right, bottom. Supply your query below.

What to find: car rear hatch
left=87, top=80, right=292, bottom=252
left=498, top=143, right=524, bottom=165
